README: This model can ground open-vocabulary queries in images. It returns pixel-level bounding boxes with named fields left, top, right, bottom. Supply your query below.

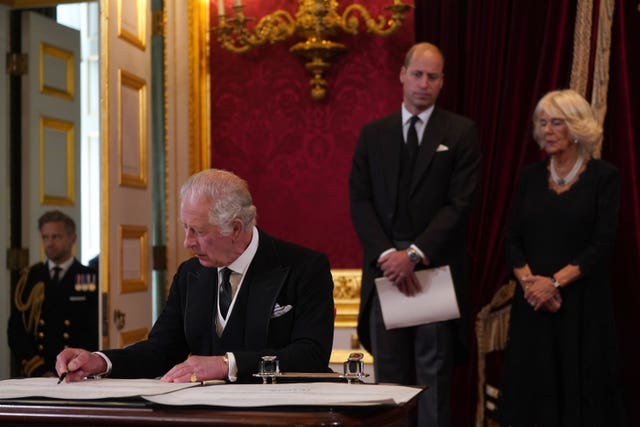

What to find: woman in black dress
left=496, top=89, right=626, bottom=426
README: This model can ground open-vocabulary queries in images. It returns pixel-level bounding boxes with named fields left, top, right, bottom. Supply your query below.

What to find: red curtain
left=600, top=0, right=640, bottom=418
left=415, top=0, right=640, bottom=425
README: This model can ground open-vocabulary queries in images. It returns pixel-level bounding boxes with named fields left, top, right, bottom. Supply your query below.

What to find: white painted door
left=100, top=0, right=153, bottom=349
left=21, top=11, right=82, bottom=264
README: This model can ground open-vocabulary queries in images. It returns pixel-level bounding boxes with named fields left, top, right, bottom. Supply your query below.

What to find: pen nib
left=57, top=372, right=67, bottom=384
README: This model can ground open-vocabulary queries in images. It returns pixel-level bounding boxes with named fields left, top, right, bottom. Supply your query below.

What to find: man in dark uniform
left=8, top=210, right=98, bottom=377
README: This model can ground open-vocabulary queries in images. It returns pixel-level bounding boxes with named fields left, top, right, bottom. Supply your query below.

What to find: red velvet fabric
left=210, top=0, right=414, bottom=268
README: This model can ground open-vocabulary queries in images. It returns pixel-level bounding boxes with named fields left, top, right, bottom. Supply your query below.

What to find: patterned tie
left=52, top=266, right=62, bottom=282
left=218, top=267, right=233, bottom=319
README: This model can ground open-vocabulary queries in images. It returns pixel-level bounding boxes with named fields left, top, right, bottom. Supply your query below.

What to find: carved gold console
left=330, top=269, right=373, bottom=367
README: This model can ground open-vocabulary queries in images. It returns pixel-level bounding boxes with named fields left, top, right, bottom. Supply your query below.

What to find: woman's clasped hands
left=521, top=275, right=562, bottom=313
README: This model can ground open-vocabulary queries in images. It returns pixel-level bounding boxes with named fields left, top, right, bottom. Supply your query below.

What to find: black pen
left=57, top=372, right=68, bottom=384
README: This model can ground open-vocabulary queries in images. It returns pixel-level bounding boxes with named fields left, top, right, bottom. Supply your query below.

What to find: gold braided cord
left=13, top=268, right=45, bottom=338
left=22, top=355, right=45, bottom=377
left=590, top=0, right=615, bottom=158
left=570, top=0, right=593, bottom=97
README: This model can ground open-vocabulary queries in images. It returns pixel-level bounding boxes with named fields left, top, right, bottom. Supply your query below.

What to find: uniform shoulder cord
left=13, top=267, right=45, bottom=338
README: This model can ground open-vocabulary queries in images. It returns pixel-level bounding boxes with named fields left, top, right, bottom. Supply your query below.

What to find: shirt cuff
left=378, top=248, right=395, bottom=261
left=92, top=351, right=112, bottom=377
left=409, top=244, right=428, bottom=263
left=227, top=352, right=238, bottom=382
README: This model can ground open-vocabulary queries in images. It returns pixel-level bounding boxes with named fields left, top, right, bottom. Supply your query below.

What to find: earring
left=573, top=138, right=579, bottom=144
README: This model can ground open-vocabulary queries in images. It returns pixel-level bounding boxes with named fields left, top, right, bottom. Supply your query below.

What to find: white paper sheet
left=375, top=265, right=460, bottom=329
left=0, top=377, right=198, bottom=400
left=142, top=382, right=423, bottom=407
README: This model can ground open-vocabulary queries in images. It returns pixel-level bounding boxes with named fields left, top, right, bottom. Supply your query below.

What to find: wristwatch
left=406, top=247, right=421, bottom=264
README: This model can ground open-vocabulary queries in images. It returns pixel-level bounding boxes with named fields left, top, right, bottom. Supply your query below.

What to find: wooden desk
left=0, top=398, right=417, bottom=427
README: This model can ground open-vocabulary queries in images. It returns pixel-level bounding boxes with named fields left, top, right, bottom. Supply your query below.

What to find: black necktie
left=219, top=267, right=233, bottom=319
left=394, top=116, right=420, bottom=239
left=406, top=115, right=420, bottom=161
left=52, top=266, right=62, bottom=282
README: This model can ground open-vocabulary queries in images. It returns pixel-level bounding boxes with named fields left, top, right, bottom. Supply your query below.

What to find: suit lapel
left=186, top=266, right=217, bottom=353
left=241, top=231, right=289, bottom=349
left=411, top=108, right=445, bottom=194
left=381, top=113, right=404, bottom=212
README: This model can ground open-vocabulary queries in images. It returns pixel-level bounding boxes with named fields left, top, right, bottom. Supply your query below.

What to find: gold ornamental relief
left=331, top=269, right=362, bottom=328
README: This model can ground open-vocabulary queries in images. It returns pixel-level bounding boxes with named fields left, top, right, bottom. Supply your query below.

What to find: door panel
left=21, top=11, right=81, bottom=264
left=101, top=0, right=153, bottom=348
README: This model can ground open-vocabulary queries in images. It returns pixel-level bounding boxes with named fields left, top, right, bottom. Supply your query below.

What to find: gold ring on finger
left=190, top=372, right=197, bottom=383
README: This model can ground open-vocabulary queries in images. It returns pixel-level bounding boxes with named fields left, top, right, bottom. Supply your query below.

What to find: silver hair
left=180, top=169, right=257, bottom=235
left=532, top=89, right=602, bottom=156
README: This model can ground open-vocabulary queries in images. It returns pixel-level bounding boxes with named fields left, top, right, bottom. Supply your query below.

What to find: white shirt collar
left=220, top=225, right=259, bottom=277
left=48, top=257, right=74, bottom=278
left=401, top=103, right=434, bottom=127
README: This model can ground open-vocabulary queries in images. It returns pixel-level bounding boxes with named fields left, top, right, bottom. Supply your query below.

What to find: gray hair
left=533, top=89, right=602, bottom=156
left=180, top=169, right=257, bottom=235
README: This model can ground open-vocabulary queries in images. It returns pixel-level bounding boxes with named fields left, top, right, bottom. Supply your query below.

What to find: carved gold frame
left=40, top=42, right=74, bottom=100
left=118, top=224, right=149, bottom=293
left=39, top=116, right=75, bottom=206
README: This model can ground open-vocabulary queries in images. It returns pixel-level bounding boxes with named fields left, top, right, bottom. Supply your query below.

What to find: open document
left=143, top=382, right=423, bottom=407
left=0, top=378, right=423, bottom=408
left=0, top=378, right=198, bottom=400
left=375, top=265, right=460, bottom=329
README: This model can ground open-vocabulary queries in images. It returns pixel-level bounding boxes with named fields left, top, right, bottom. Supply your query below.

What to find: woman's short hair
left=180, top=169, right=257, bottom=235
left=532, top=89, right=602, bottom=156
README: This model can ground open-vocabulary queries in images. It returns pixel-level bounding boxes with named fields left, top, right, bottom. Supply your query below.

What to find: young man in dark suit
left=349, top=42, right=481, bottom=427
left=9, top=210, right=98, bottom=377
left=56, top=169, right=335, bottom=382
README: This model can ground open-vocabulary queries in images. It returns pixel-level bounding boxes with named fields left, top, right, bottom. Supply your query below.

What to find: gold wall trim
left=117, top=0, right=147, bottom=51
left=119, top=225, right=149, bottom=294
left=118, top=68, right=148, bottom=188
left=99, top=0, right=111, bottom=350
left=331, top=269, right=362, bottom=328
left=188, top=0, right=211, bottom=173
left=40, top=42, right=74, bottom=100
left=119, top=327, right=148, bottom=348
left=39, top=116, right=75, bottom=206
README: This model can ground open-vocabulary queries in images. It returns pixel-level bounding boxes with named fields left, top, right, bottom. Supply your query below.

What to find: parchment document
left=143, top=382, right=423, bottom=407
left=375, top=265, right=460, bottom=329
left=0, top=378, right=198, bottom=400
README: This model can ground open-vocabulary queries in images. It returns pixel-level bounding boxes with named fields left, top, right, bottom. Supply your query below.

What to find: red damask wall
left=210, top=1, right=415, bottom=268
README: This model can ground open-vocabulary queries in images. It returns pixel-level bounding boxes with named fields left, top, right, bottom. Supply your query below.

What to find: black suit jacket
left=350, top=107, right=481, bottom=353
left=8, top=259, right=99, bottom=376
left=105, top=229, right=335, bottom=380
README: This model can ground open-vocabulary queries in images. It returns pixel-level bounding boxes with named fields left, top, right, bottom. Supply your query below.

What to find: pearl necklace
left=550, top=155, right=584, bottom=186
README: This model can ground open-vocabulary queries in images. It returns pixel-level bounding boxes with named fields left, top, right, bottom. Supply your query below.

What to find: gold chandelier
left=212, top=0, right=413, bottom=101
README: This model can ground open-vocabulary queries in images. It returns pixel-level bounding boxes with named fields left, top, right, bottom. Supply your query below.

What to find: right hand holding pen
left=55, top=348, right=107, bottom=382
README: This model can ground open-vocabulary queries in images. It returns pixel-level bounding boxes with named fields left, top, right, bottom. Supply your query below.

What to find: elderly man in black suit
left=350, top=42, right=481, bottom=427
left=56, top=169, right=335, bottom=382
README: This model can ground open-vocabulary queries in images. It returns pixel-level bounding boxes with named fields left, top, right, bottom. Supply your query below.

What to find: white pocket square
left=436, top=144, right=449, bottom=152
left=271, top=303, right=293, bottom=318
